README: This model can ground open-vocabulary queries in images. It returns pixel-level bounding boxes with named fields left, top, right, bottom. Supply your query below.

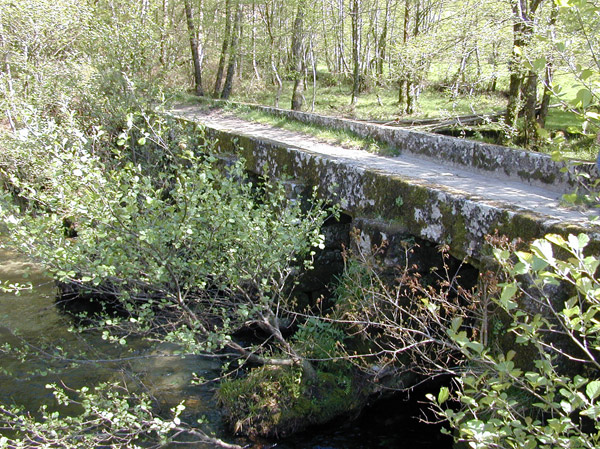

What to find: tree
left=184, top=0, right=205, bottom=96
left=351, top=0, right=362, bottom=105
left=332, top=231, right=600, bottom=449
left=214, top=0, right=232, bottom=96
left=505, top=0, right=545, bottom=133
left=291, top=0, right=306, bottom=110
left=221, top=1, right=242, bottom=99
left=0, top=110, right=333, bottom=443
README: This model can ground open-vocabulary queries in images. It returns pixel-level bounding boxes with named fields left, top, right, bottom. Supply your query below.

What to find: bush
left=434, top=233, right=600, bottom=449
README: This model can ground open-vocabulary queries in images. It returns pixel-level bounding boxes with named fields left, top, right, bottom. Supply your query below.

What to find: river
left=0, top=249, right=452, bottom=448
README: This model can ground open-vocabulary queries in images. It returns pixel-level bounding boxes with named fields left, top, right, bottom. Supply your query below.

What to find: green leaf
left=586, top=380, right=600, bottom=400
left=545, top=234, right=567, bottom=249
left=531, top=239, right=555, bottom=265
left=533, top=57, right=546, bottom=71
left=499, top=283, right=518, bottom=310
left=581, top=404, right=600, bottom=419
left=580, top=69, right=595, bottom=81
left=575, top=88, right=593, bottom=108
left=438, top=387, right=450, bottom=404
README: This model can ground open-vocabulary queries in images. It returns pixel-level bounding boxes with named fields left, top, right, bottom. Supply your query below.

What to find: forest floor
left=172, top=104, right=596, bottom=227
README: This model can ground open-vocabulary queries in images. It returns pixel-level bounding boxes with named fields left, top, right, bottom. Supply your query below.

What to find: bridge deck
left=173, top=105, right=599, bottom=262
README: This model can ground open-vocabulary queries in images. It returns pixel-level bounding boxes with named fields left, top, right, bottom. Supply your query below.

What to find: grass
left=226, top=105, right=397, bottom=155
left=175, top=72, right=598, bottom=162
left=230, top=77, right=507, bottom=121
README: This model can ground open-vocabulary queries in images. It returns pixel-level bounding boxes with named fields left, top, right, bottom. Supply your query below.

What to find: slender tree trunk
left=337, top=0, right=349, bottom=74
left=184, top=0, right=204, bottom=96
left=398, top=0, right=410, bottom=111
left=505, top=0, right=544, bottom=132
left=376, top=0, right=391, bottom=81
left=214, top=0, right=232, bottom=96
left=321, top=0, right=332, bottom=72
left=272, top=57, right=283, bottom=107
left=238, top=18, right=244, bottom=80
left=351, top=0, right=361, bottom=105
left=310, top=37, right=317, bottom=112
left=251, top=0, right=261, bottom=81
left=160, top=0, right=170, bottom=67
left=538, top=2, right=558, bottom=128
left=291, top=0, right=306, bottom=110
left=406, top=80, right=414, bottom=114
left=221, top=2, right=242, bottom=99
left=538, top=63, right=553, bottom=128
left=522, top=70, right=538, bottom=144
left=1, top=39, right=16, bottom=132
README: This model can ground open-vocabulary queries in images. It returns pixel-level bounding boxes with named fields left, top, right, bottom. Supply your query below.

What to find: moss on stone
left=217, top=364, right=365, bottom=439
left=196, top=120, right=600, bottom=266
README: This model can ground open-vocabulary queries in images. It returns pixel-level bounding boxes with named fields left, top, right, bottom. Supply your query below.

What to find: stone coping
left=200, top=98, right=597, bottom=195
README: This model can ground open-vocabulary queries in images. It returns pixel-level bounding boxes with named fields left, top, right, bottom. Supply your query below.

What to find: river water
left=0, top=249, right=452, bottom=448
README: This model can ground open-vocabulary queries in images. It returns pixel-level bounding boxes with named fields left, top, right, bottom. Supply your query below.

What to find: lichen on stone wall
left=179, top=115, right=600, bottom=267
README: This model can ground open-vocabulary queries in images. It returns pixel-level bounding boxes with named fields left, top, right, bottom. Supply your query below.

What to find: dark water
left=0, top=249, right=452, bottom=449
left=273, top=390, right=452, bottom=449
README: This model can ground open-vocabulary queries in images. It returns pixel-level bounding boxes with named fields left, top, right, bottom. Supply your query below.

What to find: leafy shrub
left=433, top=233, right=600, bottom=449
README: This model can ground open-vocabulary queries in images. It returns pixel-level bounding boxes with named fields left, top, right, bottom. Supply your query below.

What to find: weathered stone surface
left=172, top=106, right=600, bottom=267
left=205, top=100, right=598, bottom=194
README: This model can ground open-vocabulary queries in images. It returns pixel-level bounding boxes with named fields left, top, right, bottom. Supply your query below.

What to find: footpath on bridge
left=172, top=104, right=600, bottom=263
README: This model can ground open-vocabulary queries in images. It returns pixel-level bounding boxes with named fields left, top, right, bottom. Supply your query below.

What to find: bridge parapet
left=173, top=107, right=600, bottom=268
left=209, top=100, right=597, bottom=195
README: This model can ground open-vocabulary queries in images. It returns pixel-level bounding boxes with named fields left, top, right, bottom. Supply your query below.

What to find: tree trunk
left=398, top=78, right=406, bottom=106
left=251, top=0, right=261, bottom=81
left=291, top=0, right=306, bottom=111
left=221, top=2, right=242, bottom=99
left=406, top=80, right=414, bottom=114
left=214, top=0, right=232, bottom=96
left=184, top=0, right=204, bottom=96
left=160, top=0, right=170, bottom=67
left=505, top=71, right=523, bottom=130
left=521, top=70, right=538, bottom=145
left=351, top=0, right=361, bottom=105
left=398, top=0, right=410, bottom=111
left=271, top=57, right=283, bottom=107
left=538, top=2, right=558, bottom=128
left=310, top=37, right=317, bottom=112
left=377, top=0, right=392, bottom=80
left=505, top=0, right=545, bottom=132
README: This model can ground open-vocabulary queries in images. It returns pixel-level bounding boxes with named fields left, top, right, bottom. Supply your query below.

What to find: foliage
left=0, top=111, right=329, bottom=351
left=0, top=382, right=186, bottom=449
left=553, top=0, right=600, bottom=131
left=432, top=233, right=600, bottom=449
left=0, top=109, right=331, bottom=444
left=331, top=232, right=600, bottom=448
left=292, top=317, right=346, bottom=362
left=331, top=241, right=476, bottom=382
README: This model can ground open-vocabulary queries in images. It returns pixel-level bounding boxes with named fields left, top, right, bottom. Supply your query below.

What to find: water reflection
left=0, top=248, right=232, bottom=448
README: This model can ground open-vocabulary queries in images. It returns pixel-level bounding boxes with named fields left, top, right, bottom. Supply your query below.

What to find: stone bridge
left=173, top=103, right=600, bottom=270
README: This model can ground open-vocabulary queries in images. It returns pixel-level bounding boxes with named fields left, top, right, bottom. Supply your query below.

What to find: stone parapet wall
left=189, top=120, right=600, bottom=267
left=209, top=99, right=597, bottom=195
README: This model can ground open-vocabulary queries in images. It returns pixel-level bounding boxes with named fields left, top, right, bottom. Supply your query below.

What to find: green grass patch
left=231, top=78, right=507, bottom=121
left=228, top=105, right=397, bottom=156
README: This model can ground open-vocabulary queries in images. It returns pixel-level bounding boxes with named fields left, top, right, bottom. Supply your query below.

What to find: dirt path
left=172, top=105, right=596, bottom=228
